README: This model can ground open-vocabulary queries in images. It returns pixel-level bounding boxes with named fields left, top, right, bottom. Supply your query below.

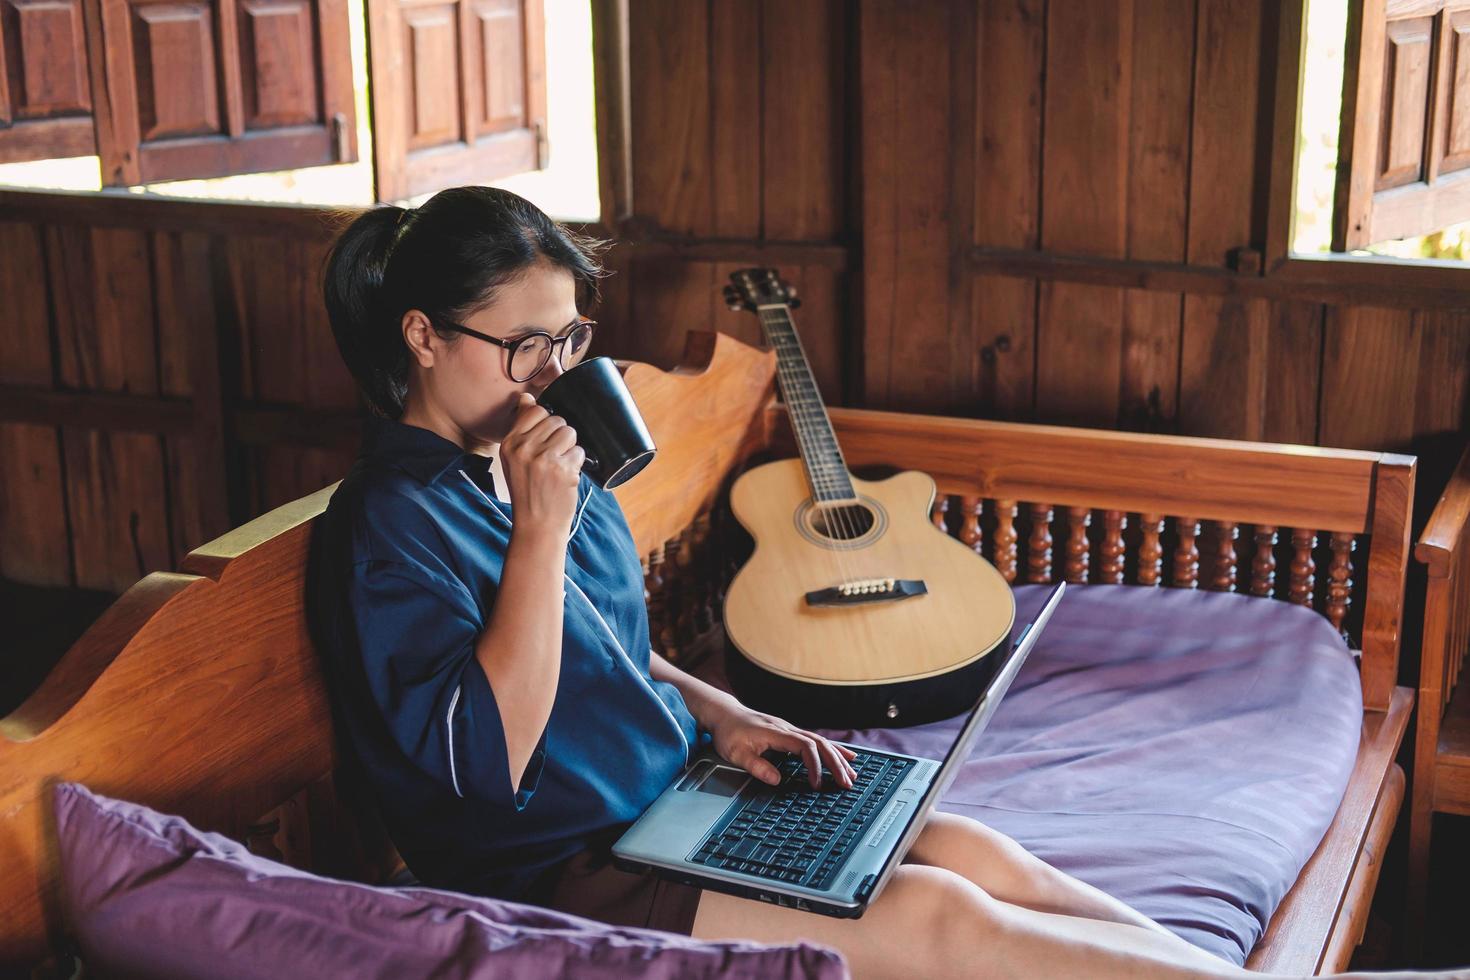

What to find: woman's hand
left=703, top=697, right=859, bottom=790
left=499, top=392, right=583, bottom=540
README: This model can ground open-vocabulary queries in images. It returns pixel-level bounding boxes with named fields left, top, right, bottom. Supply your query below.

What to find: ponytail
left=322, top=205, right=416, bottom=418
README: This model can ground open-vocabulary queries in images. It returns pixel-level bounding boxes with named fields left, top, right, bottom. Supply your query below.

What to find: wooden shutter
left=0, top=0, right=96, bottom=162
left=366, top=0, right=547, bottom=203
left=1335, top=0, right=1470, bottom=249
left=89, top=0, right=357, bottom=186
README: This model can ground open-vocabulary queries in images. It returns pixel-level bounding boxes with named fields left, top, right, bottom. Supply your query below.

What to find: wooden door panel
left=129, top=1, right=223, bottom=141
left=0, top=0, right=96, bottom=161
left=474, top=0, right=523, bottom=131
left=1337, top=0, right=1470, bottom=247
left=1440, top=9, right=1470, bottom=171
left=238, top=0, right=320, bottom=130
left=93, top=0, right=355, bottom=185
left=403, top=0, right=460, bottom=148
left=1378, top=16, right=1432, bottom=189
left=369, top=0, right=544, bottom=202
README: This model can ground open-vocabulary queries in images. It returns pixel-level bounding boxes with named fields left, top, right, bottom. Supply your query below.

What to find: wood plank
left=1321, top=764, right=1405, bottom=972
left=969, top=0, right=1043, bottom=421
left=780, top=404, right=1386, bottom=533
left=858, top=0, right=953, bottom=412
left=1413, top=309, right=1470, bottom=438
left=47, top=225, right=174, bottom=592
left=153, top=230, right=232, bottom=562
left=1178, top=295, right=1271, bottom=440
left=0, top=223, right=64, bottom=587
left=1040, top=0, right=1131, bottom=257
left=1115, top=0, right=1193, bottom=434
left=0, top=424, right=70, bottom=586
left=973, top=0, right=1043, bottom=251
left=1036, top=282, right=1125, bottom=427
left=761, top=0, right=845, bottom=243
left=1263, top=300, right=1325, bottom=445
left=1188, top=0, right=1264, bottom=266
left=1319, top=305, right=1423, bottom=450
left=1120, top=290, right=1181, bottom=431
left=710, top=0, right=761, bottom=240
left=628, top=0, right=710, bottom=235
left=971, top=275, right=1037, bottom=421
left=590, top=0, right=632, bottom=226
left=968, top=246, right=1470, bottom=311
left=0, top=189, right=348, bottom=239
left=1244, top=689, right=1413, bottom=975
left=1036, top=1, right=1131, bottom=428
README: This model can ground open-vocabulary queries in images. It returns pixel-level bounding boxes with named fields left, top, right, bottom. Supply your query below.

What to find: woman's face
left=402, top=261, right=582, bottom=445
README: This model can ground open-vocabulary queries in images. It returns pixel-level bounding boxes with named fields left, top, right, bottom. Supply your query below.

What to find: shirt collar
left=361, top=415, right=492, bottom=486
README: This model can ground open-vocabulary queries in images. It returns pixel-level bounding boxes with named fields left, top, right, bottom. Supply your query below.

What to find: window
left=0, top=0, right=597, bottom=215
left=1294, top=0, right=1470, bottom=261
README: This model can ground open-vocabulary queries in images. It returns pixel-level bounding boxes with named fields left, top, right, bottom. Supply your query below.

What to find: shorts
left=531, top=841, right=703, bottom=936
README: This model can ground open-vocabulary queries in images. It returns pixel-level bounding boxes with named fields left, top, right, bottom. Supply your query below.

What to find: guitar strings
left=758, top=307, right=863, bottom=591
left=760, top=306, right=860, bottom=548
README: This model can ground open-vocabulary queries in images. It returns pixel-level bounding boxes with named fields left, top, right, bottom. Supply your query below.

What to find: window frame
left=1263, top=0, right=1470, bottom=301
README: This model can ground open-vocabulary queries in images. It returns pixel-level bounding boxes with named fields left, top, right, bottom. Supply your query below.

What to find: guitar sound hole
left=809, top=505, right=877, bottom=541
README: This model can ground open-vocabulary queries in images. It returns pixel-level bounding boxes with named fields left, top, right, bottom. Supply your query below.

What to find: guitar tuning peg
left=787, top=296, right=802, bottom=310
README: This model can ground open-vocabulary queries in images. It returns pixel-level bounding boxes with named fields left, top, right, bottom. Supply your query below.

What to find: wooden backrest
left=0, top=332, right=776, bottom=968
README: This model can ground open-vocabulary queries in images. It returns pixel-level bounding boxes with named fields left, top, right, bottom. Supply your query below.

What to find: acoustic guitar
left=719, top=268, right=1016, bottom=729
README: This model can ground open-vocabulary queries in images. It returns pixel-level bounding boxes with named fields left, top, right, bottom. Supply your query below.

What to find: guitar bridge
left=804, top=578, right=927, bottom=607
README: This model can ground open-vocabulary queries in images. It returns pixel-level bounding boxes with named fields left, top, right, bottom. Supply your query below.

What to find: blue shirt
left=307, top=416, right=701, bottom=899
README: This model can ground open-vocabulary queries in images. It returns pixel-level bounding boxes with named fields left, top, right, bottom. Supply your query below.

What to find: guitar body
left=723, top=457, right=1016, bottom=728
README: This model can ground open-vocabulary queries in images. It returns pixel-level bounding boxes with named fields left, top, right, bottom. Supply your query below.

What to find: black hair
left=322, top=186, right=609, bottom=419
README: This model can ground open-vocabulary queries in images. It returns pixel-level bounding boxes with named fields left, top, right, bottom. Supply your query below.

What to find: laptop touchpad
left=697, top=765, right=749, bottom=797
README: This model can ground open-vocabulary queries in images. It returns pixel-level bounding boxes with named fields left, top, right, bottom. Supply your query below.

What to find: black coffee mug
left=537, top=356, right=657, bottom=490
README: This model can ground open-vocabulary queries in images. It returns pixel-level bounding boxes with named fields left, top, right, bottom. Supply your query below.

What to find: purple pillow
left=53, top=782, right=849, bottom=979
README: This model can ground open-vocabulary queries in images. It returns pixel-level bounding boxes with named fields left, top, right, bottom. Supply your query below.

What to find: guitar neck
left=755, top=305, right=857, bottom=503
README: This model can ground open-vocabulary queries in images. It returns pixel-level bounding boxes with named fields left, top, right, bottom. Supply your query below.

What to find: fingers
left=739, top=750, right=783, bottom=787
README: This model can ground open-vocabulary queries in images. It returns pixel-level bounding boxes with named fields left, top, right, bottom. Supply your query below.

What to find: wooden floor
left=3, top=580, right=1466, bottom=972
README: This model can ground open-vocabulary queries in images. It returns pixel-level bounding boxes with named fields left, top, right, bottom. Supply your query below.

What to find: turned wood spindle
left=993, top=499, right=1019, bottom=584
left=931, top=495, right=949, bottom=532
left=959, top=495, right=983, bottom=555
left=661, top=533, right=689, bottom=657
left=1210, top=521, right=1238, bottom=592
left=1288, top=529, right=1317, bottom=607
left=1326, top=532, right=1355, bottom=632
left=1027, top=503, right=1054, bottom=584
left=1250, top=525, right=1277, bottom=597
left=1064, top=507, right=1091, bottom=584
left=645, top=543, right=668, bottom=653
left=1138, top=513, right=1165, bottom=586
left=1099, top=510, right=1126, bottom=584
left=691, top=513, right=716, bottom=634
left=1173, top=517, right=1200, bottom=589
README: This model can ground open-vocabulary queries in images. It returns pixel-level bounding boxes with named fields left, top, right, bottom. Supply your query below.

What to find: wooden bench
left=1408, top=442, right=1470, bottom=955
left=0, top=331, right=1416, bottom=975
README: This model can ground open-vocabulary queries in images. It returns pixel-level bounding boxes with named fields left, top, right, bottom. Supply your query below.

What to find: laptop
left=612, top=581, right=1066, bottom=918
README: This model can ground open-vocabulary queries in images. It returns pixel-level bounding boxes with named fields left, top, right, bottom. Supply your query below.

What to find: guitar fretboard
left=756, top=305, right=856, bottom=503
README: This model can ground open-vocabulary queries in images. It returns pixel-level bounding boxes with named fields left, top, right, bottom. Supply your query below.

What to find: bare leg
left=905, top=811, right=1227, bottom=969
left=692, top=863, right=1282, bottom=980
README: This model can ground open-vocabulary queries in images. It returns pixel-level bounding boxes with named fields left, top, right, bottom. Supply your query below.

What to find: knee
left=919, top=812, right=1038, bottom=871
left=888, top=865, right=1006, bottom=958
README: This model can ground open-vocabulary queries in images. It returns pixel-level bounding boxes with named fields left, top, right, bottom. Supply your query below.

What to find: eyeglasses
left=437, top=317, right=597, bottom=383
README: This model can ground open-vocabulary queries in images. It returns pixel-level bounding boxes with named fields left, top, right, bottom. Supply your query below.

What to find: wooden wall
left=3, top=0, right=1469, bottom=602
left=600, top=0, right=1470, bottom=452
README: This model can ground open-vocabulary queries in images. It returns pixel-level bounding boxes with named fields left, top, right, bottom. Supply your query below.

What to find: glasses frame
left=436, top=316, right=597, bottom=383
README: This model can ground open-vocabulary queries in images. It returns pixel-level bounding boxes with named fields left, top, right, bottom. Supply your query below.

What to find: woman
left=309, top=186, right=1452, bottom=980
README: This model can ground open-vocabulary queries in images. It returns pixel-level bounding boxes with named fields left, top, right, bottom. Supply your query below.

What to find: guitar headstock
left=723, top=267, right=801, bottom=312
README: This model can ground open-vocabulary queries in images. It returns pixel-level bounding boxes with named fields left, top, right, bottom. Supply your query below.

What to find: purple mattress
left=700, top=584, right=1363, bottom=965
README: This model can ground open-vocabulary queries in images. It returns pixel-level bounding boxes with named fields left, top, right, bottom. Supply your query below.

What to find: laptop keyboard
left=689, top=751, right=914, bottom=890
